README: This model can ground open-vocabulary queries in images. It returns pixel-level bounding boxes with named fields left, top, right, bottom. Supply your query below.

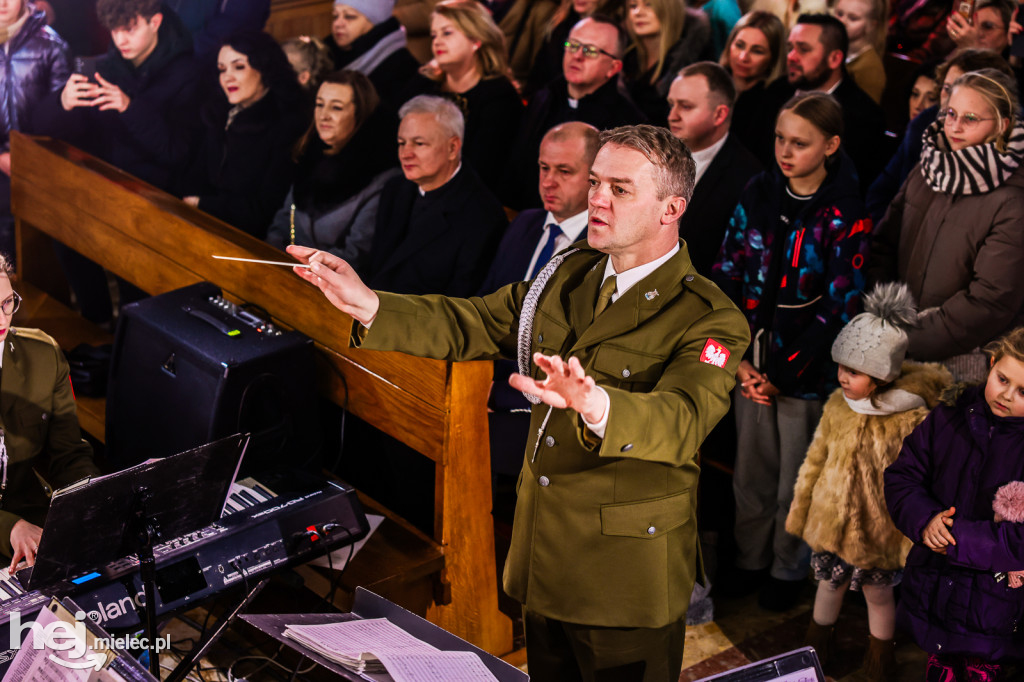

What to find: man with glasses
left=0, top=257, right=98, bottom=572
left=504, top=15, right=645, bottom=209
left=947, top=0, right=1013, bottom=53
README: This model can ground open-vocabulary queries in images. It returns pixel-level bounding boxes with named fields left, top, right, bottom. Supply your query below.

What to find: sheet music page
left=375, top=650, right=499, bottom=682
left=285, top=618, right=437, bottom=658
left=2, top=607, right=96, bottom=682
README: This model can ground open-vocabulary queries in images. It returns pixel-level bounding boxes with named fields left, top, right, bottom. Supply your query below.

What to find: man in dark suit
left=504, top=15, right=646, bottom=209
left=668, top=62, right=761, bottom=275
left=762, top=14, right=886, bottom=192
left=366, top=95, right=507, bottom=297
left=481, top=121, right=599, bottom=493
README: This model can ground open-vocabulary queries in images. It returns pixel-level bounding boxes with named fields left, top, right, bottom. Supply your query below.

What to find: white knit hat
left=335, top=0, right=395, bottom=26
left=831, top=282, right=918, bottom=382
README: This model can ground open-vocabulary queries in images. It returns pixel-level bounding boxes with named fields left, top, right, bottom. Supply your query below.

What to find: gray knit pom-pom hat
left=831, top=282, right=919, bottom=382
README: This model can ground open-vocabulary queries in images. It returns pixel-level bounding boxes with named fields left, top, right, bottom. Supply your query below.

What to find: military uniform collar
left=568, top=240, right=696, bottom=350
left=599, top=243, right=680, bottom=303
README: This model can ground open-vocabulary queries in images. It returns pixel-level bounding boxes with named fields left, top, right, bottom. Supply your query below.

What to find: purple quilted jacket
left=885, top=385, right=1024, bottom=660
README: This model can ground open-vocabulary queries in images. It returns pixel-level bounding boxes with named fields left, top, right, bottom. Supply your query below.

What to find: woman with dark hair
left=266, top=70, right=399, bottom=271
left=182, top=30, right=307, bottom=238
left=622, top=0, right=712, bottom=125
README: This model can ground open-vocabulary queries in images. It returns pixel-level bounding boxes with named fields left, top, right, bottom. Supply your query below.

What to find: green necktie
left=595, top=275, right=617, bottom=317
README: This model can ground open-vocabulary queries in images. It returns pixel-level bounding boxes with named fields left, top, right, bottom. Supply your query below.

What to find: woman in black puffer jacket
left=0, top=0, right=70, bottom=259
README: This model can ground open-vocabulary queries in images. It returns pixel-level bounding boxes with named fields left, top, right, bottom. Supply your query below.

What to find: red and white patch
left=700, top=339, right=731, bottom=368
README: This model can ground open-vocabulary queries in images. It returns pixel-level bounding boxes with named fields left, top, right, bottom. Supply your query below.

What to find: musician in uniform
left=288, top=125, right=749, bottom=682
left=0, top=255, right=98, bottom=570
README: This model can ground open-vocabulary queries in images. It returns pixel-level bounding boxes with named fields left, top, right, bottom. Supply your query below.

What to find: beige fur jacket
left=785, top=362, right=951, bottom=569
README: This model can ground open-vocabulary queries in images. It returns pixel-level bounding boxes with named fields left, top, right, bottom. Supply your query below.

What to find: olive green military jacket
left=0, top=328, right=98, bottom=557
left=355, top=241, right=749, bottom=628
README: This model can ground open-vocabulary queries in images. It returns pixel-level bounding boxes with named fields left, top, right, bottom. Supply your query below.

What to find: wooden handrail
left=10, top=132, right=512, bottom=655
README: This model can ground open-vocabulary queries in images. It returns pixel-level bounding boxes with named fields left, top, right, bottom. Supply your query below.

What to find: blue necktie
left=530, top=224, right=562, bottom=279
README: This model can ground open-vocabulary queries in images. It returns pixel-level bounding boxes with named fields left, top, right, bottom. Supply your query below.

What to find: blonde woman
left=720, top=11, right=785, bottom=164
left=870, top=69, right=1024, bottom=380
left=623, top=0, right=711, bottom=124
left=408, top=0, right=523, bottom=193
left=832, top=0, right=887, bottom=103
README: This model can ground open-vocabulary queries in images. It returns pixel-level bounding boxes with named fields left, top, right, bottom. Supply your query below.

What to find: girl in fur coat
left=786, top=283, right=951, bottom=681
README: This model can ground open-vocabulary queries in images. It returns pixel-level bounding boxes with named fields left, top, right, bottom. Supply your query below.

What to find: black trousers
left=523, top=608, right=686, bottom=682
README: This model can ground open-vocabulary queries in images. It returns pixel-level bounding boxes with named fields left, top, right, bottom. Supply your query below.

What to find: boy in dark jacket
left=34, top=0, right=200, bottom=323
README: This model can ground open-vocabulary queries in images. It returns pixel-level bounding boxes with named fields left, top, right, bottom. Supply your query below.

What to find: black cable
left=324, top=526, right=355, bottom=609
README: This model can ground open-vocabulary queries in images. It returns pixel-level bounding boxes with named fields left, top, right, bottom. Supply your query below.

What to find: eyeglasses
left=563, top=40, right=618, bottom=60
left=0, top=291, right=20, bottom=316
left=944, top=108, right=996, bottom=128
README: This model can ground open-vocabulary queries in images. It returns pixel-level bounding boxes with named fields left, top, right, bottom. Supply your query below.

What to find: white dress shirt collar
left=600, top=242, right=681, bottom=302
left=692, top=133, right=729, bottom=185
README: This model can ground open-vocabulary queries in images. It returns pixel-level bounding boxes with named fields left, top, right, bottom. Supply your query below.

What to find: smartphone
left=956, top=0, right=975, bottom=23
left=72, top=56, right=100, bottom=83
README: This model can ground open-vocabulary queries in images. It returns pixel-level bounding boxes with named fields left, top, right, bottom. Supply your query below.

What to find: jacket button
left=621, top=443, right=633, bottom=452
left=685, top=275, right=694, bottom=282
left=545, top=436, right=555, bottom=447
left=538, top=333, right=544, bottom=343
left=538, top=476, right=550, bottom=487
left=647, top=526, right=656, bottom=535
left=621, top=368, right=631, bottom=378
left=41, top=413, right=48, bottom=421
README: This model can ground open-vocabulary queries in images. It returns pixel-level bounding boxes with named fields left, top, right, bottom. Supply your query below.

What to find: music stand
left=27, top=433, right=249, bottom=677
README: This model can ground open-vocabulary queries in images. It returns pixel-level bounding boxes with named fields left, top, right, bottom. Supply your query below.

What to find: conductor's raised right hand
left=286, top=245, right=380, bottom=326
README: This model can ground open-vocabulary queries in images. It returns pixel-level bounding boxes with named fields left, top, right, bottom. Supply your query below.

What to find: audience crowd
left=10, top=0, right=1024, bottom=677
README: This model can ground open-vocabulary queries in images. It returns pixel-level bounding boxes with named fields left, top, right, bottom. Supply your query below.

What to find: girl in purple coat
left=885, top=327, right=1024, bottom=682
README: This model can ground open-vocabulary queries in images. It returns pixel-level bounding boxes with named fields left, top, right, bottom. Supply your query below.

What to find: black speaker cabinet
left=106, top=282, right=320, bottom=474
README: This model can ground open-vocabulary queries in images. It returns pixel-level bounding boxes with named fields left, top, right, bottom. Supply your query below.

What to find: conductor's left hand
left=509, top=352, right=607, bottom=424
left=287, top=245, right=380, bottom=326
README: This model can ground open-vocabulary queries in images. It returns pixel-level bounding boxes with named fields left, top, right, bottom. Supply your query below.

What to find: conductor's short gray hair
left=599, top=124, right=696, bottom=201
left=398, top=95, right=465, bottom=141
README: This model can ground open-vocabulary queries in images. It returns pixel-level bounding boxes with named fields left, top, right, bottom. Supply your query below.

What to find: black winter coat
left=367, top=167, right=507, bottom=297
left=31, top=6, right=199, bottom=193
left=184, top=93, right=308, bottom=238
left=0, top=9, right=69, bottom=151
left=326, top=17, right=420, bottom=114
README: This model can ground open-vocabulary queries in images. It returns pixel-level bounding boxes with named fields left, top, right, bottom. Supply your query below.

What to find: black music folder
left=242, top=588, right=529, bottom=682
left=26, top=434, right=248, bottom=590
left=696, top=647, right=825, bottom=682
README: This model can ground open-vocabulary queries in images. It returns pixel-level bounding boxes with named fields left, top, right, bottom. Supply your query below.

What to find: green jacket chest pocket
left=591, top=344, right=664, bottom=392
left=601, top=490, right=691, bottom=539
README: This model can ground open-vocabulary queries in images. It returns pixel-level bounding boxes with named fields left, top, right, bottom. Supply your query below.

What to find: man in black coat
left=761, top=13, right=886, bottom=193
left=367, top=95, right=507, bottom=298
left=504, top=15, right=645, bottom=209
left=668, top=62, right=761, bottom=275
left=480, top=121, right=598, bottom=502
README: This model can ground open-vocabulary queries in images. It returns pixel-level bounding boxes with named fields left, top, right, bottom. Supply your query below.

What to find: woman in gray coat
left=870, top=68, right=1024, bottom=382
left=266, top=70, right=399, bottom=272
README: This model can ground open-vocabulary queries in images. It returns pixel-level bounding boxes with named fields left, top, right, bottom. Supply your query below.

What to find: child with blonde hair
left=886, top=326, right=1024, bottom=682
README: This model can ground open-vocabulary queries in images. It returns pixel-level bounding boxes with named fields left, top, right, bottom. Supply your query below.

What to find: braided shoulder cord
left=516, top=248, right=579, bottom=404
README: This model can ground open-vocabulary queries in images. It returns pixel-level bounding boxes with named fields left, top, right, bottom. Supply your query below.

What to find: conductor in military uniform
left=288, top=125, right=750, bottom=682
left=0, top=255, right=99, bottom=571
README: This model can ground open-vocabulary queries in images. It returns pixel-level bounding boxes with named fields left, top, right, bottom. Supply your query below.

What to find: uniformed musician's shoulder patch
left=700, top=338, right=731, bottom=368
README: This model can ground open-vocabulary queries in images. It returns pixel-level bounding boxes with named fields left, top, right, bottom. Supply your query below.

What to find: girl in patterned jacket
left=712, top=92, right=871, bottom=612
